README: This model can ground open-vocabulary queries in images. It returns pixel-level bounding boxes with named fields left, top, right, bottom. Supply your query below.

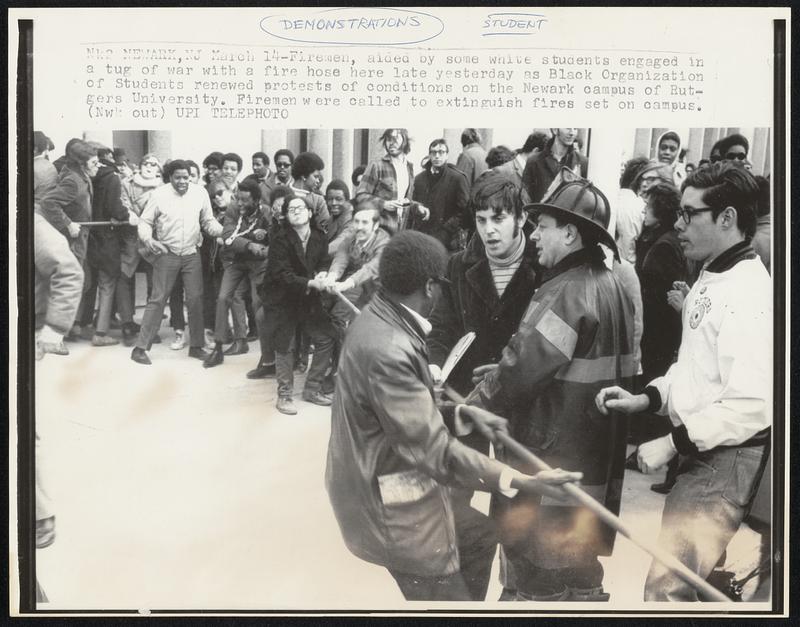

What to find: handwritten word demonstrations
left=83, top=46, right=706, bottom=121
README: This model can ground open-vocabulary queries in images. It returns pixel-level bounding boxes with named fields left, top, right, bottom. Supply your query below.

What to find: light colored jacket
left=138, top=183, right=222, bottom=256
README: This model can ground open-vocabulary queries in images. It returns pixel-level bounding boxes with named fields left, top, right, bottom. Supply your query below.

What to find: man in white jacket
left=596, top=162, right=771, bottom=601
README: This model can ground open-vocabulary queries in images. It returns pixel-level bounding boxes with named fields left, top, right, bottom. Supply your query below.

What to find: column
left=367, top=129, right=384, bottom=163
left=478, top=128, right=493, bottom=149
left=701, top=128, right=721, bottom=159
left=632, top=128, right=652, bottom=159
left=750, top=127, right=770, bottom=176
left=146, top=131, right=172, bottom=163
left=261, top=129, right=288, bottom=161
left=307, top=129, right=333, bottom=186
left=686, top=128, right=705, bottom=166
left=331, top=129, right=354, bottom=186
left=585, top=128, right=624, bottom=258
left=443, top=128, right=461, bottom=164
left=82, top=130, right=114, bottom=148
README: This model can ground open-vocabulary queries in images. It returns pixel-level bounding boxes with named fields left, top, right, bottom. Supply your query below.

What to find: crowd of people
left=32, top=126, right=773, bottom=603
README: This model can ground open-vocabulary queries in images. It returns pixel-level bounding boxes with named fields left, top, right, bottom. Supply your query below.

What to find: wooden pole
left=334, top=289, right=361, bottom=316
left=443, top=385, right=731, bottom=603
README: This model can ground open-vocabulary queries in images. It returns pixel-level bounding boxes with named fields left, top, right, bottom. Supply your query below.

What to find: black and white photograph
left=10, top=6, right=788, bottom=618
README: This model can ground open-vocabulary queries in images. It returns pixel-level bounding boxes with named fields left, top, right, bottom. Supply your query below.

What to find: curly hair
left=379, top=231, right=448, bottom=296
left=645, top=182, right=681, bottom=226
left=291, top=151, right=325, bottom=180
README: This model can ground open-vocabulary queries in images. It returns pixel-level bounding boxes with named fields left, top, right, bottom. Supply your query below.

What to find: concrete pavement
left=30, top=325, right=767, bottom=610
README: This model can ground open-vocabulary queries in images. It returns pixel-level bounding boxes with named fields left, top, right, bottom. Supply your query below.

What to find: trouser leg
left=169, top=273, right=186, bottom=331
left=387, top=569, right=471, bottom=601
left=214, top=263, right=245, bottom=342
left=94, top=269, right=117, bottom=334
left=644, top=446, right=769, bottom=601
left=115, top=272, right=135, bottom=325
left=181, top=253, right=205, bottom=349
left=303, top=312, right=336, bottom=392
left=135, top=253, right=180, bottom=350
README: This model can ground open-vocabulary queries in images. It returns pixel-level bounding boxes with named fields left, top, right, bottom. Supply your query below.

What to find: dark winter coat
left=428, top=223, right=540, bottom=397
left=86, top=162, right=130, bottom=277
left=258, top=223, right=330, bottom=352
left=479, top=245, right=635, bottom=564
left=325, top=290, right=507, bottom=577
left=410, top=164, right=470, bottom=250
left=635, top=224, right=687, bottom=380
left=521, top=139, right=587, bottom=204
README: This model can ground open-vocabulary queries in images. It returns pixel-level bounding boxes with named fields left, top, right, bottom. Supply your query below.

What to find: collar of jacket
left=639, top=222, right=674, bottom=244
left=370, top=290, right=429, bottom=346
left=541, top=244, right=605, bottom=283
left=463, top=222, right=539, bottom=307
left=706, top=240, right=757, bottom=273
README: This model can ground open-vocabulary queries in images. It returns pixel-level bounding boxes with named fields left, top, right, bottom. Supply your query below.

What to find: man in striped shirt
left=427, top=170, right=541, bottom=600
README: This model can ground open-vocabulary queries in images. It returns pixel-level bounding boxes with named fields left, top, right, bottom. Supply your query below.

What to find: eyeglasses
left=286, top=204, right=308, bottom=214
left=725, top=152, right=747, bottom=161
left=678, top=206, right=714, bottom=224
left=142, top=161, right=159, bottom=167
left=275, top=162, right=291, bottom=169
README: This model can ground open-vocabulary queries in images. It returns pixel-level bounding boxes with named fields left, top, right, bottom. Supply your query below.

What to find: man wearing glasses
left=596, top=162, right=771, bottom=601
left=409, top=139, right=468, bottom=251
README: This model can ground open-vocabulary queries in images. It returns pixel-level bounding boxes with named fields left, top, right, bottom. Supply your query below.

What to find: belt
left=718, top=428, right=770, bottom=450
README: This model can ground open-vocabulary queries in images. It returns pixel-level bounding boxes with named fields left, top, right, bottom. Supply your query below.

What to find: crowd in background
left=31, top=125, right=773, bottom=603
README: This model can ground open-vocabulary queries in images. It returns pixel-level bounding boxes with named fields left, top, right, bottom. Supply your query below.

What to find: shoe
left=151, top=333, right=162, bottom=344
left=91, top=334, right=119, bottom=347
left=625, top=449, right=640, bottom=471
left=127, top=321, right=141, bottom=333
left=223, top=339, right=249, bottom=356
left=188, top=347, right=210, bottom=360
left=276, top=396, right=298, bottom=415
left=131, top=347, right=151, bottom=365
left=40, top=340, right=69, bottom=356
left=302, top=390, right=333, bottom=406
left=203, top=347, right=224, bottom=368
left=246, top=360, right=276, bottom=379
left=246, top=331, right=258, bottom=342
left=322, top=373, right=336, bottom=396
left=64, top=324, right=82, bottom=342
left=122, top=325, right=138, bottom=347
left=170, top=330, right=186, bottom=350
left=36, top=516, right=56, bottom=549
